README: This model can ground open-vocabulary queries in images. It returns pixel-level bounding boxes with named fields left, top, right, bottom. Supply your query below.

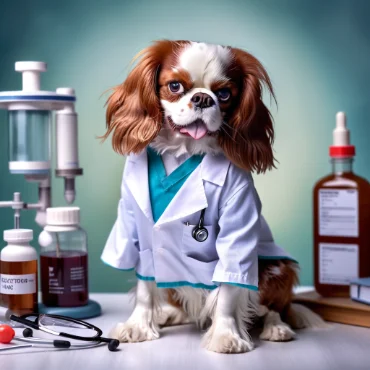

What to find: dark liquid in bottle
left=40, top=251, right=88, bottom=307
left=0, top=260, right=38, bottom=315
left=313, top=173, right=370, bottom=297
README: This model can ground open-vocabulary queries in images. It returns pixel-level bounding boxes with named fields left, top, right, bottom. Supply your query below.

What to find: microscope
left=0, top=62, right=100, bottom=319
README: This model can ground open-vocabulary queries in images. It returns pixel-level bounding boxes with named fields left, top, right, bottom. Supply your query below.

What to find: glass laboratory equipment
left=39, top=207, right=88, bottom=307
left=8, top=110, right=51, bottom=174
left=0, top=61, right=83, bottom=226
left=0, top=61, right=101, bottom=319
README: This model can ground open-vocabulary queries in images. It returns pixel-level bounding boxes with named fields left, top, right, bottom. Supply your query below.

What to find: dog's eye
left=216, top=88, right=231, bottom=102
left=168, top=82, right=184, bottom=94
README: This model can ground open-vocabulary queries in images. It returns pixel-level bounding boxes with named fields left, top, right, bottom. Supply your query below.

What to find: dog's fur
left=103, top=40, right=325, bottom=353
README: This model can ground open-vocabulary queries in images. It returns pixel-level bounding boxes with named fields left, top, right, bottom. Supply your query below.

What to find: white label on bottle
left=319, top=243, right=359, bottom=285
left=319, top=189, right=359, bottom=237
left=0, top=274, right=37, bottom=295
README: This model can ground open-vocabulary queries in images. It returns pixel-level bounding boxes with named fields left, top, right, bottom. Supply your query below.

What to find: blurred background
left=0, top=0, right=369, bottom=292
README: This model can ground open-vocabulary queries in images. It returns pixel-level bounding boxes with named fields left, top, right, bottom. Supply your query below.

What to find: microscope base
left=38, top=299, right=102, bottom=319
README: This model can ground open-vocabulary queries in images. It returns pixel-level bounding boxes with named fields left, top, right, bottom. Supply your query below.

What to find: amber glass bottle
left=313, top=113, right=370, bottom=297
left=0, top=229, right=38, bottom=315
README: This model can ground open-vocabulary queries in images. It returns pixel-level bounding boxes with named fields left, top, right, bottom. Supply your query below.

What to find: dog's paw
left=203, top=317, right=254, bottom=354
left=260, top=323, right=295, bottom=342
left=110, top=321, right=160, bottom=342
left=206, top=331, right=254, bottom=353
left=110, top=309, right=160, bottom=343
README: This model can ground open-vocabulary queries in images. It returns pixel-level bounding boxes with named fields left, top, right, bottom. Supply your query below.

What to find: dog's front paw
left=206, top=331, right=254, bottom=353
left=260, top=323, right=295, bottom=342
left=203, top=317, right=254, bottom=354
left=110, top=321, right=160, bottom=342
left=110, top=309, right=160, bottom=343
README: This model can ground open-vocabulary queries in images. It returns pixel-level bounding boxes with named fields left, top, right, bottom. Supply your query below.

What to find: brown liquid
left=0, top=260, right=38, bottom=315
left=313, top=172, right=370, bottom=297
left=40, top=251, right=88, bottom=307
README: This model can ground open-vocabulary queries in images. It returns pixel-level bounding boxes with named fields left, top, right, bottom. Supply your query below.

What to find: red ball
left=0, top=324, right=15, bottom=344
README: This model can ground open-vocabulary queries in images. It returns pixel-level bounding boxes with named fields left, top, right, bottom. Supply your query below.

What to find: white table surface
left=1, top=288, right=370, bottom=370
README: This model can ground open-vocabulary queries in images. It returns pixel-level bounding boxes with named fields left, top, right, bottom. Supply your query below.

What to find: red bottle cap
left=329, top=145, right=355, bottom=158
left=330, top=113, right=355, bottom=158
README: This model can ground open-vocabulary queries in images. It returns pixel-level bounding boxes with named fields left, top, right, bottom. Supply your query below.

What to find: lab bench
left=1, top=288, right=370, bottom=370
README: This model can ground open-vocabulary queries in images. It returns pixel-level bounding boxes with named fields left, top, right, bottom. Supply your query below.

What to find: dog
left=101, top=40, right=324, bottom=353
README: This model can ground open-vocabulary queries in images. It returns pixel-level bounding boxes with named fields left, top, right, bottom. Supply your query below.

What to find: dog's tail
left=286, top=303, right=331, bottom=330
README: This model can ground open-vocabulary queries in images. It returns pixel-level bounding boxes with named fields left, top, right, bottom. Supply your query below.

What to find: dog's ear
left=103, top=40, right=174, bottom=154
left=219, top=48, right=276, bottom=173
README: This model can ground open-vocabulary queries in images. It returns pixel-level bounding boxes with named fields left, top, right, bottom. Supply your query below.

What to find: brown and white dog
left=103, top=40, right=324, bottom=353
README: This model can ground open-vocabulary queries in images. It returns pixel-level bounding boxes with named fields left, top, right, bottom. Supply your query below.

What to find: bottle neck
left=331, top=157, right=353, bottom=175
left=7, top=241, right=31, bottom=247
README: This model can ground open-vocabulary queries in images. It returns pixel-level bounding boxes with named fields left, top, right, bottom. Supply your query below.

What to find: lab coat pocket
left=182, top=224, right=218, bottom=266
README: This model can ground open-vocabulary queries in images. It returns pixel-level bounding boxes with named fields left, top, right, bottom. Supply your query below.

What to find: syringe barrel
left=55, top=111, right=79, bottom=170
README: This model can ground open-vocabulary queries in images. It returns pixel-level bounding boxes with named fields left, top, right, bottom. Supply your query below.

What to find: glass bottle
left=39, top=207, right=88, bottom=307
left=0, top=229, right=38, bottom=315
left=313, top=113, right=370, bottom=297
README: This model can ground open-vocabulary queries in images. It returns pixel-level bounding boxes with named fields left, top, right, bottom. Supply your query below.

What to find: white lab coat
left=101, top=150, right=296, bottom=290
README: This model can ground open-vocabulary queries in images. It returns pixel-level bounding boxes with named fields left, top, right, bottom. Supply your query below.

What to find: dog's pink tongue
left=179, top=120, right=208, bottom=140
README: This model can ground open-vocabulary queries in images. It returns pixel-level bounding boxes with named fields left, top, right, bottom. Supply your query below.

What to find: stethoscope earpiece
left=108, top=339, right=120, bottom=351
left=192, top=208, right=208, bottom=242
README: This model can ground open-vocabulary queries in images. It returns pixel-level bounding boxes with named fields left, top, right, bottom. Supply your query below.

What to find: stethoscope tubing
left=9, top=314, right=120, bottom=351
left=17, top=336, right=102, bottom=348
left=10, top=314, right=101, bottom=342
left=14, top=335, right=71, bottom=348
left=0, top=344, right=33, bottom=352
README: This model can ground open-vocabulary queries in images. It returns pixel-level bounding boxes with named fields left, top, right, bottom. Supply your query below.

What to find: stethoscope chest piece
left=192, top=227, right=208, bottom=242
left=192, top=209, right=208, bottom=242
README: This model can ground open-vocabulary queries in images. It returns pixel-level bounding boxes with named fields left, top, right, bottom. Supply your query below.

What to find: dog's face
left=104, top=40, right=275, bottom=173
left=158, top=43, right=236, bottom=139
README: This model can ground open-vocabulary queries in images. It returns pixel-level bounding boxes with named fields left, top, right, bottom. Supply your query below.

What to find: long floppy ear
left=102, top=40, right=174, bottom=154
left=218, top=48, right=276, bottom=173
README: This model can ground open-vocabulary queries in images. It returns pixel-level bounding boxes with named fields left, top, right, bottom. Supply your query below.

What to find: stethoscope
left=0, top=313, right=119, bottom=352
left=191, top=208, right=208, bottom=242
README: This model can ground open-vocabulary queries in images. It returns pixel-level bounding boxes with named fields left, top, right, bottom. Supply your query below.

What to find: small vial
left=0, top=229, right=38, bottom=315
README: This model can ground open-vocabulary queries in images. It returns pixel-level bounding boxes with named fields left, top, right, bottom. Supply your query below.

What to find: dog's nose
left=191, top=93, right=215, bottom=109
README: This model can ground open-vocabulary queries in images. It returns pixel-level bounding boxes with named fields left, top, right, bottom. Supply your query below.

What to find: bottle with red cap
left=313, top=112, right=370, bottom=297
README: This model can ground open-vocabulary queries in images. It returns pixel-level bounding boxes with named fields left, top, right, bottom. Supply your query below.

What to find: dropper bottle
left=313, top=112, right=370, bottom=297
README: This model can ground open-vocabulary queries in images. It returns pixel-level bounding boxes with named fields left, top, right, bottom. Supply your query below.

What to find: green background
left=0, top=0, right=369, bottom=292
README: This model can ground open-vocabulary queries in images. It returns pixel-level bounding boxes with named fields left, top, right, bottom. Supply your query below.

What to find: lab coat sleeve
left=101, top=162, right=140, bottom=270
left=212, top=182, right=261, bottom=289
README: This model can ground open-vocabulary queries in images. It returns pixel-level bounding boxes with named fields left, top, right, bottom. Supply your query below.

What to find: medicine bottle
left=313, top=112, right=370, bottom=297
left=0, top=229, right=38, bottom=315
left=39, top=207, right=88, bottom=307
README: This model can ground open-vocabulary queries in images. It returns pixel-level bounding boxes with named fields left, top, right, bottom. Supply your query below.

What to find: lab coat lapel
left=155, top=165, right=207, bottom=226
left=155, top=153, right=230, bottom=226
left=125, top=151, right=154, bottom=223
